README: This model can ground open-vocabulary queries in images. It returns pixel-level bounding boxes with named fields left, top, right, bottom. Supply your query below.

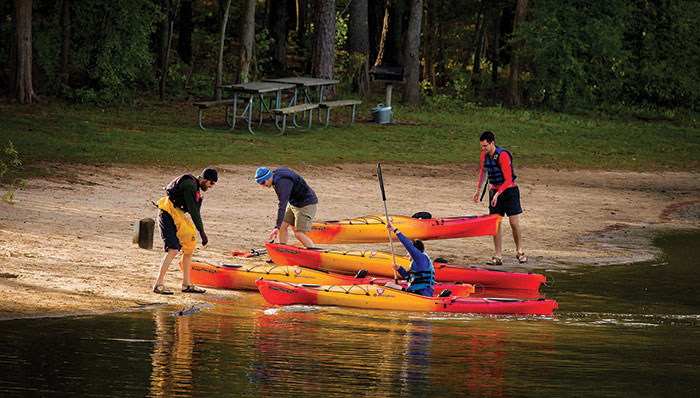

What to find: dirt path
left=1, top=163, right=698, bottom=320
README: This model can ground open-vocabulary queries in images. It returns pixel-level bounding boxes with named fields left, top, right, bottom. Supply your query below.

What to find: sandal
left=517, top=251, right=528, bottom=264
left=486, top=256, right=503, bottom=266
left=182, top=285, right=206, bottom=294
left=153, top=284, right=173, bottom=295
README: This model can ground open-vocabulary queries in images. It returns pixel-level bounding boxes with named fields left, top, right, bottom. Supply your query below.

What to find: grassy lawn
left=1, top=98, right=699, bottom=179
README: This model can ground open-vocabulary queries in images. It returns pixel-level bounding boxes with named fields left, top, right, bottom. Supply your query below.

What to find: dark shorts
left=158, top=210, right=182, bottom=252
left=489, top=186, right=523, bottom=217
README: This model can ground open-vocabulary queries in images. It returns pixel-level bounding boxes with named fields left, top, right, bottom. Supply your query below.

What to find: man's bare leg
left=154, top=248, right=178, bottom=287
left=295, top=231, right=314, bottom=248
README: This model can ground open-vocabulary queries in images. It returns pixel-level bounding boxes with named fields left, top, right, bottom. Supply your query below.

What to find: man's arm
left=395, top=265, right=409, bottom=279
left=181, top=178, right=204, bottom=231
left=496, top=151, right=514, bottom=195
left=395, top=230, right=424, bottom=264
left=273, top=178, right=293, bottom=228
left=473, top=151, right=486, bottom=203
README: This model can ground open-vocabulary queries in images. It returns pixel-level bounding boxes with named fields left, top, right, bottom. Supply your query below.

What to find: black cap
left=201, top=168, right=218, bottom=182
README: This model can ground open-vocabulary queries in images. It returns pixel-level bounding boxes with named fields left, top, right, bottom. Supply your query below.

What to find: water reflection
left=398, top=320, right=432, bottom=396
left=1, top=231, right=699, bottom=397
left=149, top=311, right=195, bottom=397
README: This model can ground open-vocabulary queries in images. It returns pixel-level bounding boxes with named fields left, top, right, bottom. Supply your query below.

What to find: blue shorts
left=489, top=186, right=523, bottom=217
left=158, top=210, right=182, bottom=252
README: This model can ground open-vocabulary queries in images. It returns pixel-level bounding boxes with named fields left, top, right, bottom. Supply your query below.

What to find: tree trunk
left=178, top=0, right=193, bottom=65
left=374, top=0, right=390, bottom=67
left=269, top=0, right=287, bottom=75
left=402, top=0, right=421, bottom=104
left=368, top=0, right=387, bottom=65
left=215, top=0, right=231, bottom=99
left=386, top=0, right=406, bottom=66
left=238, top=0, right=255, bottom=83
left=348, top=0, right=370, bottom=95
left=60, top=0, right=70, bottom=82
left=507, top=0, right=527, bottom=109
left=297, top=0, right=311, bottom=71
left=160, top=0, right=180, bottom=100
left=491, top=5, right=502, bottom=86
left=421, top=0, right=433, bottom=88
left=472, top=0, right=486, bottom=76
left=311, top=0, right=336, bottom=98
left=157, top=0, right=169, bottom=76
left=9, top=0, right=38, bottom=103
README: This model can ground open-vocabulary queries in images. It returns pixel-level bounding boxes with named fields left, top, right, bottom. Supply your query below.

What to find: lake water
left=1, top=231, right=698, bottom=397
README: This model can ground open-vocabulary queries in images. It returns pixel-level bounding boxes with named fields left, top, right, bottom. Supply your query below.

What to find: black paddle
left=377, top=163, right=399, bottom=283
left=479, top=178, right=489, bottom=202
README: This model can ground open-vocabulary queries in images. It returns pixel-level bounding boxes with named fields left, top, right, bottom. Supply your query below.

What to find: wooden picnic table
left=221, top=81, right=296, bottom=135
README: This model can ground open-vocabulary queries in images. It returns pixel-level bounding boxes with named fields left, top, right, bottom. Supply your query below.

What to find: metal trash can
left=371, top=103, right=393, bottom=124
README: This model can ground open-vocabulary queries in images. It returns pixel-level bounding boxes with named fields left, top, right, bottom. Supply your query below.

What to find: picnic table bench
left=271, top=103, right=320, bottom=134
left=193, top=99, right=237, bottom=131
left=319, top=99, right=362, bottom=127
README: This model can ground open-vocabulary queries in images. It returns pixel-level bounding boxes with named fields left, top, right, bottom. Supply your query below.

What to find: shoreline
left=1, top=163, right=698, bottom=320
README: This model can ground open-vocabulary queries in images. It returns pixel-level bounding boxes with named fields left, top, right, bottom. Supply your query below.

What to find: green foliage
left=335, top=9, right=348, bottom=48
left=334, top=51, right=365, bottom=93
left=518, top=0, right=630, bottom=111
left=623, top=0, right=700, bottom=110
left=251, top=29, right=274, bottom=81
left=0, top=141, right=24, bottom=204
left=33, top=0, right=162, bottom=103
left=520, top=0, right=700, bottom=112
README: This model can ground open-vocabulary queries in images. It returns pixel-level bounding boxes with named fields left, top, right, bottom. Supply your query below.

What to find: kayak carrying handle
left=544, top=274, right=555, bottom=287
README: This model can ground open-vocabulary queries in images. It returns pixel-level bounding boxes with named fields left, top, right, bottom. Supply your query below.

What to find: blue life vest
left=407, top=253, right=435, bottom=293
left=484, top=147, right=516, bottom=186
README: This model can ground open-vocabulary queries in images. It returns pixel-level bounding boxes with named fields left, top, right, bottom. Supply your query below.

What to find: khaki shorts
left=283, top=203, right=317, bottom=233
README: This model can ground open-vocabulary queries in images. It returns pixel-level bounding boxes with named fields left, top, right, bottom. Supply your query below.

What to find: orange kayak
left=184, top=261, right=475, bottom=297
left=299, top=214, right=502, bottom=244
left=265, top=243, right=546, bottom=290
left=256, top=279, right=558, bottom=315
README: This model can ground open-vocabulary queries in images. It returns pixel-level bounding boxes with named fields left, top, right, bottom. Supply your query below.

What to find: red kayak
left=256, top=279, right=558, bottom=315
left=265, top=243, right=546, bottom=290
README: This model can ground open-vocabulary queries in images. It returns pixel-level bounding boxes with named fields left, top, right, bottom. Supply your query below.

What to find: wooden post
left=133, top=218, right=155, bottom=250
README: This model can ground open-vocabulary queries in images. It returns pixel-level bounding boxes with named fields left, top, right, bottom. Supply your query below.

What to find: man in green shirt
left=152, top=168, right=217, bottom=294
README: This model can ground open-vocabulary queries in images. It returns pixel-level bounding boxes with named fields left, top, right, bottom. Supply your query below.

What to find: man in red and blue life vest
left=152, top=168, right=217, bottom=295
left=473, top=131, right=528, bottom=265
left=385, top=219, right=435, bottom=297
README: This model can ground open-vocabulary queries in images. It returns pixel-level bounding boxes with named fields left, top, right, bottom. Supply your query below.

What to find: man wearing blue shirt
left=256, top=167, right=318, bottom=247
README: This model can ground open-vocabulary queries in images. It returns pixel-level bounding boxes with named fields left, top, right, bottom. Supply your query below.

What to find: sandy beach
left=1, top=163, right=698, bottom=320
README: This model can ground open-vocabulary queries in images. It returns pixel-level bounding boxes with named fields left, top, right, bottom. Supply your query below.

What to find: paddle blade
left=377, top=163, right=387, bottom=200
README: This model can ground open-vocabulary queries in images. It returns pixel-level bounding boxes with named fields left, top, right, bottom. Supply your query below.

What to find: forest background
left=1, top=0, right=699, bottom=181
left=3, top=0, right=699, bottom=111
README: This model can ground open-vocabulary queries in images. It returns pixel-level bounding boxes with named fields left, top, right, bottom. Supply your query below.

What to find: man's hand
left=200, top=230, right=209, bottom=247
left=392, top=263, right=400, bottom=271
left=269, top=227, right=279, bottom=241
left=490, top=192, right=500, bottom=207
left=473, top=191, right=480, bottom=203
